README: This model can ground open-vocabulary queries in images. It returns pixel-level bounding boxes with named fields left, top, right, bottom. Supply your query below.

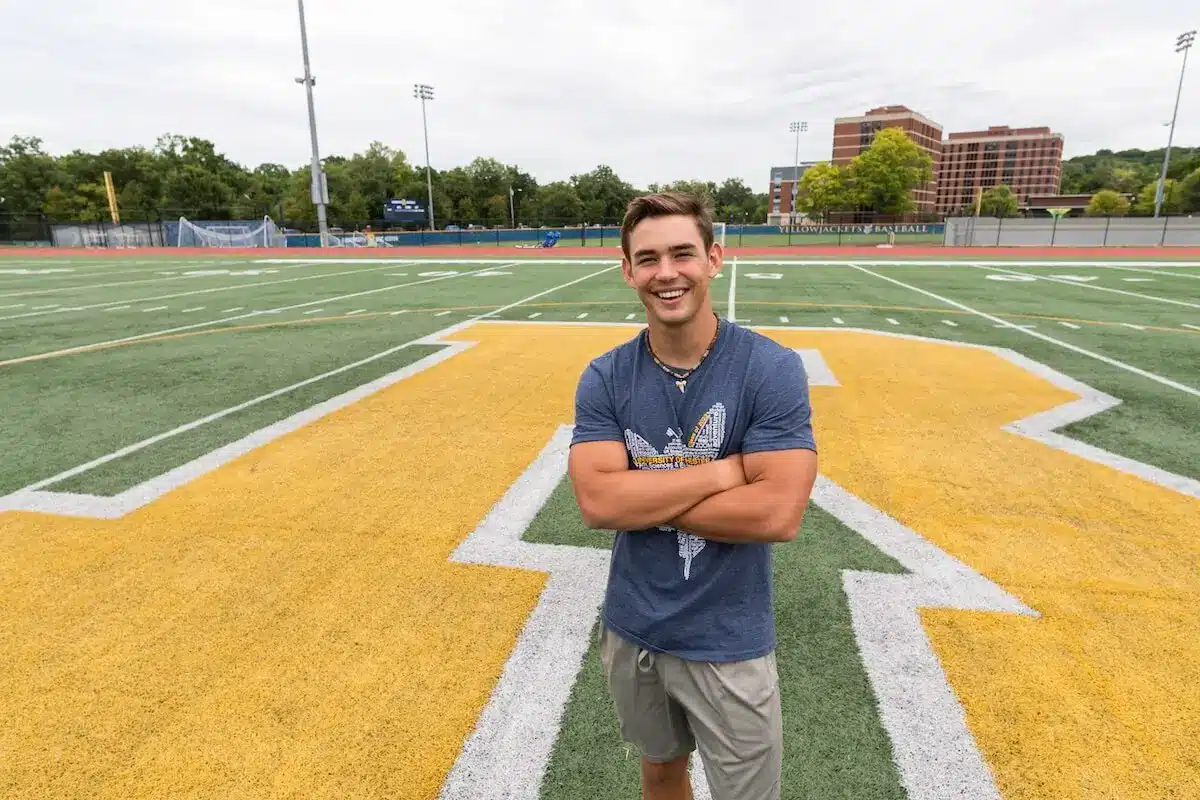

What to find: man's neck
left=648, top=309, right=719, bottom=369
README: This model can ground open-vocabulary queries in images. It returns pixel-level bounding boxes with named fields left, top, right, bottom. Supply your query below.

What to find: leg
left=598, top=626, right=696, bottom=794
left=662, top=651, right=783, bottom=800
left=641, top=754, right=693, bottom=800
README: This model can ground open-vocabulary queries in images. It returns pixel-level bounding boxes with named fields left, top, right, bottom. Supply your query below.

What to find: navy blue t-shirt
left=570, top=319, right=816, bottom=662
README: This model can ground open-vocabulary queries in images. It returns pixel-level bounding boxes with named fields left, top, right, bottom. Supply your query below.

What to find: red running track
left=3, top=245, right=1200, bottom=259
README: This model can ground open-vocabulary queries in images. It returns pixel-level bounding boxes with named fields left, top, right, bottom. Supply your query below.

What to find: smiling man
left=568, top=192, right=819, bottom=800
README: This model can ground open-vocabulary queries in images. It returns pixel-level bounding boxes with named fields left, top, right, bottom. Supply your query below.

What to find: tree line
left=0, top=134, right=767, bottom=230
left=2, top=132, right=1197, bottom=231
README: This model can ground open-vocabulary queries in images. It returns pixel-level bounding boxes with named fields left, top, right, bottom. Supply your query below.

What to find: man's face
left=622, top=214, right=722, bottom=327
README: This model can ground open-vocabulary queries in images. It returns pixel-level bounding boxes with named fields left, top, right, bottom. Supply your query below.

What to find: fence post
left=1102, top=216, right=1110, bottom=246
left=1050, top=215, right=1058, bottom=247
left=995, top=216, right=1002, bottom=247
left=1160, top=215, right=1169, bottom=247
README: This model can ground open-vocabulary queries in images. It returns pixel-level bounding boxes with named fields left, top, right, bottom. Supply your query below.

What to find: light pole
left=788, top=121, right=807, bottom=225
left=294, top=0, right=329, bottom=247
left=1155, top=29, right=1195, bottom=218
left=413, top=83, right=436, bottom=230
left=509, top=186, right=520, bottom=229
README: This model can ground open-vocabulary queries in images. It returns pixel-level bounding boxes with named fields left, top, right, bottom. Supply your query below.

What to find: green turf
left=526, top=482, right=909, bottom=800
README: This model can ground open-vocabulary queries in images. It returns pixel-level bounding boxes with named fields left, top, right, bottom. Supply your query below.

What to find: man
left=568, top=191, right=819, bottom=800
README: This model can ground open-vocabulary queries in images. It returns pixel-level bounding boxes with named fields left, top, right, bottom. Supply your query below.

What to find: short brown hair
left=620, top=191, right=714, bottom=260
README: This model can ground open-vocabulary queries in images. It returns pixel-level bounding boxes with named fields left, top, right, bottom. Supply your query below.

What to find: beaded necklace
left=645, top=314, right=721, bottom=393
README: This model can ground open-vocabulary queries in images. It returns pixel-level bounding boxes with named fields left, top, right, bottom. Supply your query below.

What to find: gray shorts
left=598, top=625, right=783, bottom=800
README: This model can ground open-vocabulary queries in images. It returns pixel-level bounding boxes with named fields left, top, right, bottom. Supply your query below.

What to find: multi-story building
left=831, top=105, right=943, bottom=213
left=767, top=162, right=822, bottom=223
left=937, top=125, right=1064, bottom=214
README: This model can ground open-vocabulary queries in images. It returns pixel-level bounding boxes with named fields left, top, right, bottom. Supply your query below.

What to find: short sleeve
left=741, top=347, right=817, bottom=454
left=570, top=361, right=623, bottom=446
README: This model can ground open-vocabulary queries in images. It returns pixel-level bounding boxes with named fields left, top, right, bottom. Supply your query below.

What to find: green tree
left=795, top=163, right=853, bottom=220
left=1132, top=180, right=1181, bottom=215
left=1085, top=189, right=1130, bottom=217
left=571, top=165, right=637, bottom=221
left=661, top=180, right=716, bottom=207
left=978, top=184, right=1019, bottom=218
left=1178, top=167, right=1200, bottom=213
left=846, top=127, right=933, bottom=214
left=529, top=181, right=584, bottom=224
left=484, top=194, right=509, bottom=224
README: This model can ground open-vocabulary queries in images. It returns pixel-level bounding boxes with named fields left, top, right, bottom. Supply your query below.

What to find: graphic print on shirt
left=623, top=403, right=726, bottom=580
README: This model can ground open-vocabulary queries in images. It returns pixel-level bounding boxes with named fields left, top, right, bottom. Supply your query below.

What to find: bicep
left=744, top=448, right=818, bottom=494
left=568, top=440, right=629, bottom=482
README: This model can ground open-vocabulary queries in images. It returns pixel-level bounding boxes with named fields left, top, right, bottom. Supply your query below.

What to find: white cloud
left=1, top=0, right=1195, bottom=190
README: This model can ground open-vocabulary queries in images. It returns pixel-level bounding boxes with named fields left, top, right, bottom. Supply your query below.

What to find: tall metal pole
left=414, top=84, right=436, bottom=230
left=1155, top=30, right=1195, bottom=218
left=295, top=0, right=328, bottom=247
left=788, top=121, right=807, bottom=225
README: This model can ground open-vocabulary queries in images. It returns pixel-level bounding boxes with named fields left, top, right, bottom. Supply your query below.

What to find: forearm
left=574, top=461, right=732, bottom=531
left=670, top=482, right=804, bottom=544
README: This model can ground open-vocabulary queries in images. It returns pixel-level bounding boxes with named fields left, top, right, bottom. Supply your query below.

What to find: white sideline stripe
left=727, top=256, right=738, bottom=321
left=0, top=265, right=617, bottom=515
left=0, top=265, right=510, bottom=367
left=1058, top=321, right=1081, bottom=329
left=941, top=319, right=957, bottom=327
left=0, top=261, right=420, bottom=322
left=971, top=264, right=1200, bottom=310
left=182, top=307, right=204, bottom=313
left=854, top=265, right=1200, bottom=398
left=1183, top=323, right=1200, bottom=331
left=142, top=306, right=167, bottom=312
left=303, top=308, right=324, bottom=315
left=886, top=318, right=899, bottom=325
left=105, top=305, right=130, bottom=312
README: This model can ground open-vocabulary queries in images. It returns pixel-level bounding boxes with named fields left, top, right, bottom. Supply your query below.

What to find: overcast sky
left=1, top=0, right=1196, bottom=190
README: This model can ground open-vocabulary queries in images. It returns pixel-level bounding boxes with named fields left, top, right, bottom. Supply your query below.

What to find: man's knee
left=641, top=754, right=689, bottom=789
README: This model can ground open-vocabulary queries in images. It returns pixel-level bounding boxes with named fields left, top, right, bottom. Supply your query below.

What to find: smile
left=653, top=288, right=688, bottom=300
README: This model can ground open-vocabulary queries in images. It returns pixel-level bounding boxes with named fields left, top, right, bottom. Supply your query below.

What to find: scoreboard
left=383, top=198, right=427, bottom=224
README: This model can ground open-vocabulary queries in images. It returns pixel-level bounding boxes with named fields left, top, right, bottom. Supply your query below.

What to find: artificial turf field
left=0, top=249, right=1198, bottom=799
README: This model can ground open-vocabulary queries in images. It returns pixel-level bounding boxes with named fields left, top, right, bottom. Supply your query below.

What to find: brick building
left=831, top=105, right=943, bottom=213
left=937, top=125, right=1064, bottom=214
left=767, top=162, right=822, bottom=223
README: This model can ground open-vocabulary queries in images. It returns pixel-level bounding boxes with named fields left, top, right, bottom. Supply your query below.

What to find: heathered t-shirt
left=570, top=319, right=816, bottom=662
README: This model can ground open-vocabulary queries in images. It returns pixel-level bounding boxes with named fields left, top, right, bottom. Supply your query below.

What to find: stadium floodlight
left=414, top=83, right=436, bottom=231
left=788, top=121, right=808, bottom=226
left=294, top=0, right=330, bottom=247
left=1154, top=29, right=1196, bottom=218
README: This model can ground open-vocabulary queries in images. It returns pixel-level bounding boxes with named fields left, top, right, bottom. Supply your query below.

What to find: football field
left=1, top=251, right=1198, bottom=799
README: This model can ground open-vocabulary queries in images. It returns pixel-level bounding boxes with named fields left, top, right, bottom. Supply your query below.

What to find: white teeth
left=656, top=289, right=685, bottom=299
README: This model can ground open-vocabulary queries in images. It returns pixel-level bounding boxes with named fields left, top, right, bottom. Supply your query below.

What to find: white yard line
left=303, top=308, right=324, bottom=315
left=1095, top=264, right=1200, bottom=280
left=104, top=305, right=130, bottom=312
left=435, top=311, right=452, bottom=317
left=0, top=303, right=25, bottom=310
left=1058, top=321, right=1081, bottom=329
left=142, top=306, right=168, bottom=313
left=971, top=264, right=1200, bottom=310
left=780, top=315, right=790, bottom=323
left=576, top=312, right=589, bottom=319
left=886, top=318, right=900, bottom=326
left=1120, top=323, right=1146, bottom=330
left=0, top=261, right=419, bottom=322
left=0, top=265, right=510, bottom=367
left=854, top=265, right=1200, bottom=398
left=30, top=304, right=60, bottom=310
left=222, top=307, right=244, bottom=313
left=527, top=312, right=541, bottom=319
left=832, top=317, right=845, bottom=325
left=941, top=319, right=958, bottom=327
left=390, top=310, right=410, bottom=316
left=1182, top=323, right=1200, bottom=331
left=2, top=264, right=618, bottom=497
left=182, top=307, right=205, bottom=313
left=346, top=309, right=366, bottom=316
left=625, top=313, right=637, bottom=320
left=727, top=256, right=738, bottom=321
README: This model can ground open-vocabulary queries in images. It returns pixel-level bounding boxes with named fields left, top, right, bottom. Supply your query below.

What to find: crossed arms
left=567, top=441, right=818, bottom=544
